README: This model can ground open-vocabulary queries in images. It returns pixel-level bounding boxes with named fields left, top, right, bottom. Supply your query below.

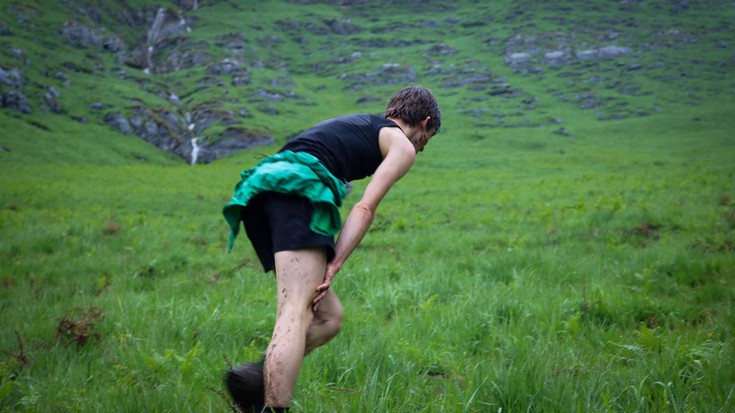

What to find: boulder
left=543, top=51, right=568, bottom=65
left=207, top=58, right=239, bottom=76
left=0, top=67, right=25, bottom=87
left=505, top=52, right=531, bottom=68
left=1, top=90, right=31, bottom=114
left=194, top=130, right=274, bottom=164
left=60, top=22, right=103, bottom=48
left=104, top=112, right=133, bottom=135
left=598, top=46, right=632, bottom=59
left=576, top=46, right=631, bottom=61
left=60, top=22, right=125, bottom=53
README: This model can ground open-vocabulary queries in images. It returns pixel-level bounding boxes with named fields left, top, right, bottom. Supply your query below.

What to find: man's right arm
left=313, top=128, right=416, bottom=307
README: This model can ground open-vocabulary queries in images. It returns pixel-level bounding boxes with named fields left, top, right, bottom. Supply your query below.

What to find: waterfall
left=148, top=8, right=166, bottom=45
left=180, top=15, right=191, bottom=33
left=145, top=8, right=166, bottom=74
left=190, top=137, right=201, bottom=165
left=186, top=112, right=200, bottom=165
left=144, top=46, right=153, bottom=74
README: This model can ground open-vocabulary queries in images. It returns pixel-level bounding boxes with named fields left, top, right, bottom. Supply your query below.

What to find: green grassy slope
left=1, top=0, right=734, bottom=412
left=2, top=0, right=732, bottom=164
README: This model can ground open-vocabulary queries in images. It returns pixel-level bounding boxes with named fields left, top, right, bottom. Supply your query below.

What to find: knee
left=323, top=303, right=343, bottom=337
left=331, top=309, right=343, bottom=334
left=278, top=302, right=315, bottom=327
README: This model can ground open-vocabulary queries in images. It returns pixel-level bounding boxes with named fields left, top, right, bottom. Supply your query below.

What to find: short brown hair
left=385, top=85, right=441, bottom=134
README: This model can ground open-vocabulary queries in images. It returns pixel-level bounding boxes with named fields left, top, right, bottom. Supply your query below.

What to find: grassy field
left=2, top=98, right=733, bottom=412
left=2, top=0, right=735, bottom=412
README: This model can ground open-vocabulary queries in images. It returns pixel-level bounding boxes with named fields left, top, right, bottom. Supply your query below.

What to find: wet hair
left=384, top=85, right=441, bottom=134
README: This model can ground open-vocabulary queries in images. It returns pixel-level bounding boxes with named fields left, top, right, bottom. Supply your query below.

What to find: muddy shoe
left=225, top=362, right=265, bottom=413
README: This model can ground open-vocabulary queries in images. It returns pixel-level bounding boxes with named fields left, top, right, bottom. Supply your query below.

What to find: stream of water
left=144, top=8, right=166, bottom=74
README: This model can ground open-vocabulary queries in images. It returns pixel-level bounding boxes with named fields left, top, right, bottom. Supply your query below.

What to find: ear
left=420, top=116, right=431, bottom=128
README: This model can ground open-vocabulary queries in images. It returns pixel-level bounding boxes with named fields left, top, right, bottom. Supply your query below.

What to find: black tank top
left=279, top=114, right=402, bottom=182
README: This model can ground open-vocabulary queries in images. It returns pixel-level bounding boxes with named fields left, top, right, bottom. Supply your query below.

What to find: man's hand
left=313, top=262, right=340, bottom=311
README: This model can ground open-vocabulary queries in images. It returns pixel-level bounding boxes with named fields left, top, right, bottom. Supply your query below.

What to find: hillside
left=1, top=0, right=733, bottom=164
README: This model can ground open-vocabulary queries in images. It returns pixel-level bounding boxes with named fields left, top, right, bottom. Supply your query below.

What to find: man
left=223, top=85, right=441, bottom=412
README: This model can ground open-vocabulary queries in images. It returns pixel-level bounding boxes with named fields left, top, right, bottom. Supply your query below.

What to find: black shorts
left=242, top=191, right=336, bottom=272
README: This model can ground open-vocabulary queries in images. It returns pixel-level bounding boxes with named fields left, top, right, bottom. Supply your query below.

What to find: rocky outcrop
left=0, top=67, right=31, bottom=114
left=104, top=106, right=273, bottom=164
left=339, top=63, right=417, bottom=91
left=505, top=44, right=632, bottom=69
left=195, top=128, right=274, bottom=164
left=51, top=4, right=267, bottom=163
left=59, top=22, right=125, bottom=54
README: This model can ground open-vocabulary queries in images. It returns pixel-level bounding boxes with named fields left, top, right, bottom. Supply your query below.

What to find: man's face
left=415, top=127, right=437, bottom=153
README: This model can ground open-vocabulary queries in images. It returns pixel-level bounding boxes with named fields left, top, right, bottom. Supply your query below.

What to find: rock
left=257, top=104, right=279, bottom=115
left=0, top=67, right=24, bottom=87
left=339, top=63, right=417, bottom=90
left=176, top=0, right=200, bottom=11
left=576, top=46, right=631, bottom=61
left=103, top=105, right=269, bottom=163
left=426, top=43, right=457, bottom=56
left=232, top=69, right=251, bottom=86
left=254, top=89, right=284, bottom=101
left=53, top=72, right=71, bottom=87
left=153, top=39, right=212, bottom=73
left=103, top=36, right=126, bottom=52
left=7, top=47, right=23, bottom=58
left=505, top=52, right=531, bottom=68
left=575, top=49, right=599, bottom=61
left=0, top=21, right=12, bottom=36
left=553, top=127, right=572, bottom=137
left=123, top=8, right=201, bottom=73
left=543, top=51, right=569, bottom=65
left=60, top=22, right=103, bottom=48
left=47, top=86, right=60, bottom=99
left=60, top=22, right=124, bottom=53
left=356, top=95, right=380, bottom=104
left=104, top=112, right=133, bottom=135
left=216, top=32, right=248, bottom=52
left=323, top=18, right=361, bottom=35
left=548, top=117, right=563, bottom=125
left=598, top=46, right=631, bottom=59
left=194, top=129, right=274, bottom=164
left=0, top=90, right=31, bottom=113
left=44, top=90, right=63, bottom=113
left=207, top=58, right=239, bottom=76
left=489, top=83, right=516, bottom=96
left=169, top=94, right=181, bottom=106
left=123, top=48, right=147, bottom=70
left=1, top=81, right=24, bottom=125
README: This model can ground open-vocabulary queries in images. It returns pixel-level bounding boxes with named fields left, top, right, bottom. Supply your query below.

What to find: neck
left=386, top=117, right=417, bottom=138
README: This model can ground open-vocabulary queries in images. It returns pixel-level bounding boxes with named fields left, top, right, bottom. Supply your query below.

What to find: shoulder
left=378, top=126, right=416, bottom=161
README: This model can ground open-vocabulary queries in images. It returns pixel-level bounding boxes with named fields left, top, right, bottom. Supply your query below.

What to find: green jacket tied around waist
left=222, top=151, right=348, bottom=251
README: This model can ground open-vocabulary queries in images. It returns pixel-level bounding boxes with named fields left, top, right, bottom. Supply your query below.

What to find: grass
left=2, top=100, right=733, bottom=412
left=1, top=0, right=734, bottom=412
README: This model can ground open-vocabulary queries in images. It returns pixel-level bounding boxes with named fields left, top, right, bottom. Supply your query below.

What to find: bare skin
left=263, top=116, right=436, bottom=408
left=265, top=248, right=332, bottom=407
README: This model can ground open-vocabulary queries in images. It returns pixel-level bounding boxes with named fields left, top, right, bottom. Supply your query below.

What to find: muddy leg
left=305, top=289, right=343, bottom=354
left=265, top=248, right=326, bottom=407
